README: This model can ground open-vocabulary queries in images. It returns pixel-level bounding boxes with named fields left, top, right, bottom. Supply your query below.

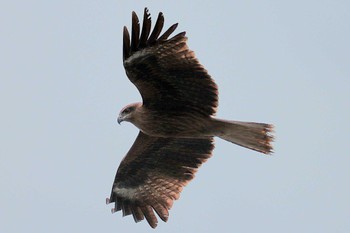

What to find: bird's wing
left=123, top=8, right=218, bottom=117
left=107, top=131, right=214, bottom=228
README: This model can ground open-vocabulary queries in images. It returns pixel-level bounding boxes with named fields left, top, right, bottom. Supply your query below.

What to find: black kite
left=106, top=8, right=274, bottom=228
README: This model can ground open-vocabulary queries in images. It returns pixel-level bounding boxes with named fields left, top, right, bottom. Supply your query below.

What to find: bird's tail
left=211, top=118, right=274, bottom=154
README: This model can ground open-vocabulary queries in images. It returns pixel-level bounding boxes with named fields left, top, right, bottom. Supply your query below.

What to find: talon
left=111, top=208, right=116, bottom=214
left=106, top=198, right=111, bottom=205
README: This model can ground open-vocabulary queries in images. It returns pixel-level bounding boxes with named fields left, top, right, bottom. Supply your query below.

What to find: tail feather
left=212, top=119, right=274, bottom=154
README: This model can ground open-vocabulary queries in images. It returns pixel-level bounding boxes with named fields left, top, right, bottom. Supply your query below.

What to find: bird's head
left=117, top=102, right=141, bottom=124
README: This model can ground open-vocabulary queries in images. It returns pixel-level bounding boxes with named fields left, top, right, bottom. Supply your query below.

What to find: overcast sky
left=1, top=1, right=350, bottom=232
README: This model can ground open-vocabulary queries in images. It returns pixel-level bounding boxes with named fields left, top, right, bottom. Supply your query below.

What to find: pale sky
left=1, top=1, right=350, bottom=232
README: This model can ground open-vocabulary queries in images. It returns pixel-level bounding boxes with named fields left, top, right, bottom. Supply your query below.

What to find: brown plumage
left=107, top=8, right=274, bottom=228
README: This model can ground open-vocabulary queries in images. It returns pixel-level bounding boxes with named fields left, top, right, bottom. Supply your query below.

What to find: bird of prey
left=106, top=8, right=274, bottom=228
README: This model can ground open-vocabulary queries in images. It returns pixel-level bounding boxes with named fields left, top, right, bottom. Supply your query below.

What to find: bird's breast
left=132, top=111, right=213, bottom=138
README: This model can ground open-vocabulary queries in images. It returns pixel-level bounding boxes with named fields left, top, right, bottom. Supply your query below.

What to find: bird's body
left=119, top=102, right=214, bottom=138
left=107, top=8, right=274, bottom=228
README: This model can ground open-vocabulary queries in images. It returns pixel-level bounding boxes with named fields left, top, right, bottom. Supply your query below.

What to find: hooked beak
left=117, top=116, right=123, bottom=125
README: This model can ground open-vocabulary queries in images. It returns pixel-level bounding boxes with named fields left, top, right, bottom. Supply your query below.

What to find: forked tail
left=212, top=119, right=274, bottom=154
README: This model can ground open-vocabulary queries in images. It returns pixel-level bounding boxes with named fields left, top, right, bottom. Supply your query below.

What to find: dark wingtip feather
left=152, top=203, right=169, bottom=222
left=131, top=206, right=145, bottom=223
left=123, top=9, right=182, bottom=60
left=141, top=206, right=158, bottom=228
left=131, top=11, right=140, bottom=52
left=115, top=198, right=122, bottom=211
left=139, top=8, right=151, bottom=48
left=148, top=12, right=164, bottom=45
left=122, top=202, right=133, bottom=217
left=123, top=26, right=130, bottom=61
left=158, top=23, right=178, bottom=41
left=170, top=31, right=187, bottom=41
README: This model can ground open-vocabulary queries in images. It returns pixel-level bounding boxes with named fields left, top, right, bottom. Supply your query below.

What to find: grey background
left=1, top=1, right=349, bottom=232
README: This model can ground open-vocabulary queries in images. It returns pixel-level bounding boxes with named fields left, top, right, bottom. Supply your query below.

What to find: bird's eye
left=123, top=108, right=130, bottom=114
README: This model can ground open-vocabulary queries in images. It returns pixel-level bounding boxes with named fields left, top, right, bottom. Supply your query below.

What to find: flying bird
left=106, top=8, right=274, bottom=228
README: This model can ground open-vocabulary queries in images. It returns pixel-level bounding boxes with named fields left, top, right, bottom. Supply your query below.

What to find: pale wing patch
left=124, top=48, right=153, bottom=67
left=113, top=186, right=141, bottom=200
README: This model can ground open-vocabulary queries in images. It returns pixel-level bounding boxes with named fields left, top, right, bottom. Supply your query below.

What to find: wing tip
left=108, top=190, right=172, bottom=228
left=123, top=26, right=130, bottom=60
left=123, top=9, right=180, bottom=60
